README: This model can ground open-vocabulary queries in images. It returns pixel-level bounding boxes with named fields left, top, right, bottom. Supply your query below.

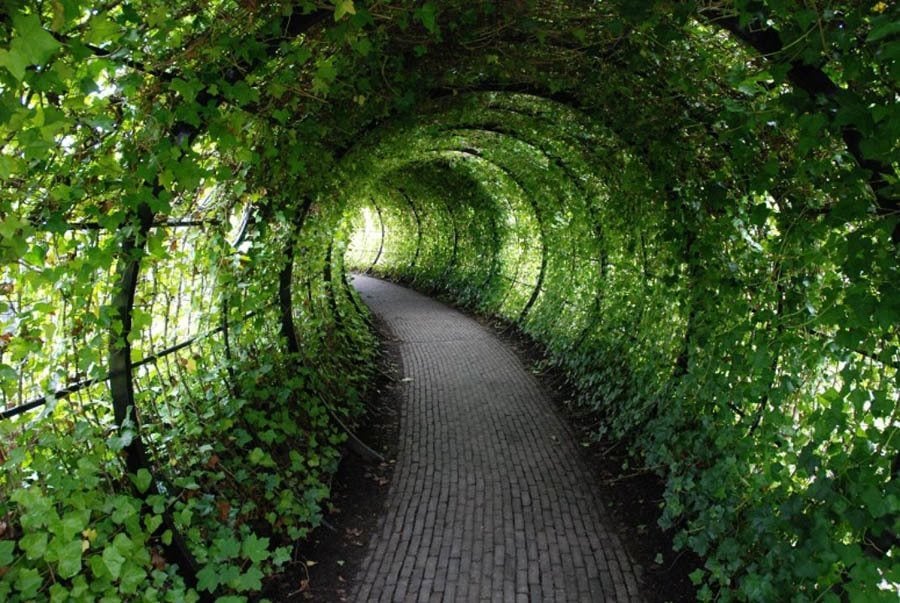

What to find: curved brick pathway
left=352, top=275, right=642, bottom=602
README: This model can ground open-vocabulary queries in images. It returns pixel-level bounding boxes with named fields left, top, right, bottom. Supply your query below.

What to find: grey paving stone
left=351, top=276, right=643, bottom=602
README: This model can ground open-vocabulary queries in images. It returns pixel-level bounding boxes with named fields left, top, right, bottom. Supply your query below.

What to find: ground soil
left=261, top=281, right=699, bottom=602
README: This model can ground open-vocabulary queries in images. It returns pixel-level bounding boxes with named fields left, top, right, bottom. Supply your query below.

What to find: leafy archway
left=1, top=1, right=896, bottom=600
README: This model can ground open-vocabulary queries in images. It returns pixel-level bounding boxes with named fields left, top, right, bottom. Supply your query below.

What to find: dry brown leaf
left=151, top=548, right=167, bottom=571
left=217, top=500, right=231, bottom=521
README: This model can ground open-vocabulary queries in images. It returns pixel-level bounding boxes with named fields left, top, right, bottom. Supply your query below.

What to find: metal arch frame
left=440, top=147, right=548, bottom=324
left=276, top=202, right=384, bottom=464
left=106, top=202, right=204, bottom=594
left=366, top=202, right=386, bottom=274
left=396, top=187, right=423, bottom=273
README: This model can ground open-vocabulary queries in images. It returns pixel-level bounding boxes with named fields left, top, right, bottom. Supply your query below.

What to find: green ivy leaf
left=144, top=513, right=163, bottom=534
left=0, top=154, right=23, bottom=179
left=333, top=0, right=356, bottom=21
left=248, top=447, right=265, bottom=465
left=272, top=545, right=292, bottom=567
left=85, top=15, right=122, bottom=45
left=14, top=567, right=43, bottom=598
left=867, top=19, right=900, bottom=42
left=54, top=539, right=83, bottom=579
left=110, top=497, right=138, bottom=524
left=0, top=49, right=29, bottom=81
left=416, top=3, right=438, bottom=34
left=49, top=509, right=90, bottom=540
left=170, top=77, right=203, bottom=103
left=196, top=563, right=221, bottom=592
left=131, top=468, right=153, bottom=494
left=119, top=561, right=147, bottom=594
left=102, top=543, right=126, bottom=579
left=19, top=531, right=48, bottom=560
left=49, top=582, right=69, bottom=601
left=231, top=565, right=264, bottom=592
left=12, top=13, right=62, bottom=66
left=0, top=540, right=16, bottom=566
left=313, top=56, right=338, bottom=94
left=215, top=535, right=241, bottom=560
left=242, top=533, right=269, bottom=564
left=108, top=427, right=134, bottom=451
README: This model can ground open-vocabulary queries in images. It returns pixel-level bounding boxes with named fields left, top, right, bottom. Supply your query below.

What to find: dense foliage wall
left=1, top=0, right=897, bottom=600
left=1, top=189, right=377, bottom=599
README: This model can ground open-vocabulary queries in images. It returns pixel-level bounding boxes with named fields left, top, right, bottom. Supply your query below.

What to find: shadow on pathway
left=352, top=275, right=643, bottom=602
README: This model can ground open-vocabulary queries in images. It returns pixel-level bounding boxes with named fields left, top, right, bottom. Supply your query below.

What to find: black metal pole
left=107, top=202, right=203, bottom=594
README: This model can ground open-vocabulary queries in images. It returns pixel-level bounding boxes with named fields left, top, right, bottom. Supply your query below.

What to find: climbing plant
left=1, top=0, right=897, bottom=600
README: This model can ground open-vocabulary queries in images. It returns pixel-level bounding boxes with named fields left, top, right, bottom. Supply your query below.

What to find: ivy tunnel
left=1, top=1, right=898, bottom=601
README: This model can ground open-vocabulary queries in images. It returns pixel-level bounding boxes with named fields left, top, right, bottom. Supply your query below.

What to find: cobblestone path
left=352, top=275, right=642, bottom=602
